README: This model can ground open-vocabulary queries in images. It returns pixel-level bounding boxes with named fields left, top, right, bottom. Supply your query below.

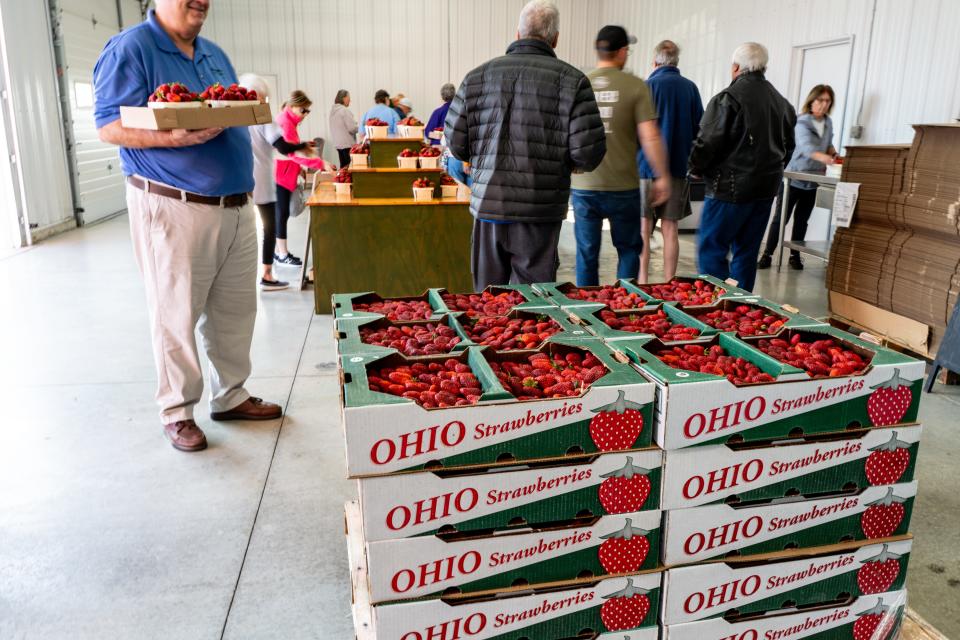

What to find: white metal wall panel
left=0, top=0, right=74, bottom=238
left=58, top=0, right=127, bottom=224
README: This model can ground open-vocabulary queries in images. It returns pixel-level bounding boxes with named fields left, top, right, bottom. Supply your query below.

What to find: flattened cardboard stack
left=828, top=124, right=960, bottom=353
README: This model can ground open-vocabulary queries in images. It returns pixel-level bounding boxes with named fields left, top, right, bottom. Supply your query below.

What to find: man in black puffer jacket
left=689, top=42, right=796, bottom=292
left=445, top=0, right=606, bottom=290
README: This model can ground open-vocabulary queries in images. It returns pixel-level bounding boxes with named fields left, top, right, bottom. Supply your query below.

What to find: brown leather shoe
left=210, top=397, right=283, bottom=421
left=164, top=420, right=208, bottom=452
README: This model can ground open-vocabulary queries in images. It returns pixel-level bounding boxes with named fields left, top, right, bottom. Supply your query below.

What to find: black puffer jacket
left=445, top=39, right=606, bottom=223
left=688, top=71, right=797, bottom=203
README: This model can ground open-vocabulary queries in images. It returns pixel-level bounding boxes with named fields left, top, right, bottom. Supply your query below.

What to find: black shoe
left=757, top=253, right=772, bottom=270
left=273, top=252, right=302, bottom=266
left=788, top=255, right=804, bottom=270
left=260, top=277, right=289, bottom=291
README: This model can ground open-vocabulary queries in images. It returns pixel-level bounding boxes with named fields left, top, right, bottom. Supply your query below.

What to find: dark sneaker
left=757, top=253, right=772, bottom=270
left=163, top=420, right=207, bottom=452
left=788, top=255, right=804, bottom=270
left=260, top=277, right=289, bottom=291
left=274, top=252, right=302, bottom=266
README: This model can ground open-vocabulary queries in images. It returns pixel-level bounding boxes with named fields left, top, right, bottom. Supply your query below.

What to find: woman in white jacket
left=329, top=90, right=359, bottom=168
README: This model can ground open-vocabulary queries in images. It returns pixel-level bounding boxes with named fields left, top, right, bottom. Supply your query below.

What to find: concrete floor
left=1, top=215, right=957, bottom=639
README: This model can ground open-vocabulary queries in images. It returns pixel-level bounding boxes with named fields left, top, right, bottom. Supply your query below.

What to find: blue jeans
left=697, top=196, right=774, bottom=292
left=571, top=189, right=643, bottom=286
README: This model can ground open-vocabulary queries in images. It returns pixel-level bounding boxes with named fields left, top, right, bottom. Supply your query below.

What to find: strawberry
left=441, top=289, right=528, bottom=317
left=857, top=544, right=902, bottom=594
left=598, top=518, right=650, bottom=573
left=852, top=599, right=898, bottom=640
left=600, top=579, right=651, bottom=631
left=353, top=298, right=434, bottom=321
left=598, top=457, right=652, bottom=514
left=563, top=285, right=645, bottom=310
left=412, top=177, right=434, bottom=189
left=440, top=173, right=458, bottom=186
left=860, top=488, right=907, bottom=538
left=867, top=369, right=913, bottom=426
left=640, top=278, right=724, bottom=306
left=589, top=390, right=645, bottom=451
left=754, top=333, right=869, bottom=379
left=864, top=431, right=911, bottom=485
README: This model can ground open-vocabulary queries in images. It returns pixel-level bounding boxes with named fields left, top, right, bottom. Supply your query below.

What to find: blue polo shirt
left=93, top=10, right=253, bottom=196
left=359, top=104, right=400, bottom=135
left=637, top=65, right=704, bottom=180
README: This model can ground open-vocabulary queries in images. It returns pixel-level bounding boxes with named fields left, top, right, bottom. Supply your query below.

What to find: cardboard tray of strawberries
left=662, top=481, right=916, bottom=565
left=331, top=285, right=552, bottom=327
left=609, top=326, right=924, bottom=450
left=632, top=275, right=755, bottom=307
left=661, top=537, right=912, bottom=624
left=533, top=280, right=650, bottom=311
left=338, top=338, right=656, bottom=477
left=569, top=301, right=718, bottom=342
left=363, top=508, right=663, bottom=603
left=121, top=82, right=270, bottom=130
left=679, top=296, right=824, bottom=337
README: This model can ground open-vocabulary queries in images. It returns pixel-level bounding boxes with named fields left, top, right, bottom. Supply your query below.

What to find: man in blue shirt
left=637, top=40, right=704, bottom=283
left=359, top=89, right=401, bottom=137
left=94, top=0, right=281, bottom=452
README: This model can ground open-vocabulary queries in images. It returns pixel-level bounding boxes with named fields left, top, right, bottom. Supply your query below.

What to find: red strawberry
left=860, top=488, right=907, bottom=539
left=852, top=599, right=898, bottom=640
left=857, top=544, right=902, bottom=594
left=598, top=518, right=650, bottom=573
left=864, top=431, right=911, bottom=485
left=589, top=390, right=645, bottom=451
left=600, top=579, right=651, bottom=631
left=867, top=369, right=913, bottom=426
left=599, top=457, right=652, bottom=514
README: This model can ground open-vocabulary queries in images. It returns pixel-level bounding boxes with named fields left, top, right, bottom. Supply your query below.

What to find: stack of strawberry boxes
left=533, top=276, right=922, bottom=640
left=336, top=284, right=668, bottom=639
left=335, top=276, right=925, bottom=640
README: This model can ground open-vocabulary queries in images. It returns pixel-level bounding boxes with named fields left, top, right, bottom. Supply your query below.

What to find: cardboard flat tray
left=120, top=103, right=271, bottom=130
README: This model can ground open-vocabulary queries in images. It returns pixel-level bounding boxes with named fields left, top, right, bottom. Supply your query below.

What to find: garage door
left=54, top=0, right=142, bottom=225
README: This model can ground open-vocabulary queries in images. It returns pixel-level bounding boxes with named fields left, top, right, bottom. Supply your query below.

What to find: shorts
left=641, top=177, right=692, bottom=221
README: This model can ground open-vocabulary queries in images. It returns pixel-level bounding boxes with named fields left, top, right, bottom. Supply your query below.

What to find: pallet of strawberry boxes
left=337, top=277, right=924, bottom=639
left=559, top=276, right=921, bottom=640
left=338, top=283, right=668, bottom=639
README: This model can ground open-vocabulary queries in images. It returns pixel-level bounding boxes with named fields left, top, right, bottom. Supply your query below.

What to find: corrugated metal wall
left=204, top=0, right=959, bottom=153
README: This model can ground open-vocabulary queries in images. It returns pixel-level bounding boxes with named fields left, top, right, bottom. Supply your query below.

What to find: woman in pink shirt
left=273, top=90, right=332, bottom=266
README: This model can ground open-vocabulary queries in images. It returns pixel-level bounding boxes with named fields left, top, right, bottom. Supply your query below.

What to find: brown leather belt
left=127, top=176, right=248, bottom=208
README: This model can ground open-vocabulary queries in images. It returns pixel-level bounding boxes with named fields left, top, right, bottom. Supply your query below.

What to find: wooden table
left=307, top=184, right=474, bottom=314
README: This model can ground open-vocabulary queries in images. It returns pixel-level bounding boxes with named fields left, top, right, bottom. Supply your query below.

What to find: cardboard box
left=663, top=589, right=906, bottom=640
left=611, top=328, right=925, bottom=450
left=679, top=297, right=825, bottom=337
left=662, top=482, right=916, bottom=565
left=661, top=537, right=912, bottom=624
left=370, top=572, right=663, bottom=640
left=570, top=302, right=717, bottom=342
left=660, top=425, right=922, bottom=510
left=119, top=103, right=271, bottom=130
left=431, top=285, right=552, bottom=316
left=358, top=449, right=663, bottom=541
left=340, top=340, right=657, bottom=477
left=633, top=275, right=755, bottom=306
left=365, top=509, right=663, bottom=603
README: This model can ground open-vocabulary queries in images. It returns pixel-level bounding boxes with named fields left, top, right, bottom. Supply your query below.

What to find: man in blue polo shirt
left=94, top=0, right=281, bottom=453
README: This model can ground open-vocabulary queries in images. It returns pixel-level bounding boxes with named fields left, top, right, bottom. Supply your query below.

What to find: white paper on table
left=832, top=181, right=860, bottom=228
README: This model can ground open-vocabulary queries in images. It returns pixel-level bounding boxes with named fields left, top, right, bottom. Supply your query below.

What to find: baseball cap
left=596, top=25, right=636, bottom=52
left=399, top=97, right=413, bottom=109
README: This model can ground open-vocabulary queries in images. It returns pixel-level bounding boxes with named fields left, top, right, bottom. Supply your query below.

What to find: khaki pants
left=127, top=181, right=258, bottom=423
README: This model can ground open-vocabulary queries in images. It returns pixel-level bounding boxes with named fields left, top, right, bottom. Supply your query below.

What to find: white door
left=790, top=39, right=854, bottom=245
left=55, top=0, right=131, bottom=224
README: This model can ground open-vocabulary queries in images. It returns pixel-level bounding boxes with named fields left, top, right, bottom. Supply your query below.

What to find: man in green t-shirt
left=570, top=26, right=671, bottom=286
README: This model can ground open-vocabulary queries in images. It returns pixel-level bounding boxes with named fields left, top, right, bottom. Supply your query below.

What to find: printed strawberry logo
left=867, top=369, right=913, bottom=426
left=864, top=431, right=911, bottom=485
left=599, top=457, right=652, bottom=514
left=852, top=599, right=898, bottom=640
left=860, top=488, right=907, bottom=539
left=598, top=518, right=651, bottom=573
left=600, top=579, right=651, bottom=631
left=589, top=390, right=645, bottom=451
left=857, top=544, right=903, bottom=594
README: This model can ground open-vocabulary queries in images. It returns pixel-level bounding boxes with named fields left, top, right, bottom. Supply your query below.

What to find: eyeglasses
left=300, top=108, right=311, bottom=115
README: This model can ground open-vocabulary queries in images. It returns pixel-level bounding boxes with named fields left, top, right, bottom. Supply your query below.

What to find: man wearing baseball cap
left=571, top=25, right=671, bottom=286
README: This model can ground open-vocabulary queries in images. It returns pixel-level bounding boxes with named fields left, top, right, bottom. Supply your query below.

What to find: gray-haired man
left=690, top=42, right=796, bottom=292
left=445, top=0, right=606, bottom=289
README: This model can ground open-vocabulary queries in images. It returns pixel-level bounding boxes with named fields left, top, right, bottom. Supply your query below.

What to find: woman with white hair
left=425, top=83, right=456, bottom=145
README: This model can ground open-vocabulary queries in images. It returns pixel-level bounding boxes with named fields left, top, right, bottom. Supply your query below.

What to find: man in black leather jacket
left=445, top=0, right=606, bottom=290
left=689, top=42, right=796, bottom=292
